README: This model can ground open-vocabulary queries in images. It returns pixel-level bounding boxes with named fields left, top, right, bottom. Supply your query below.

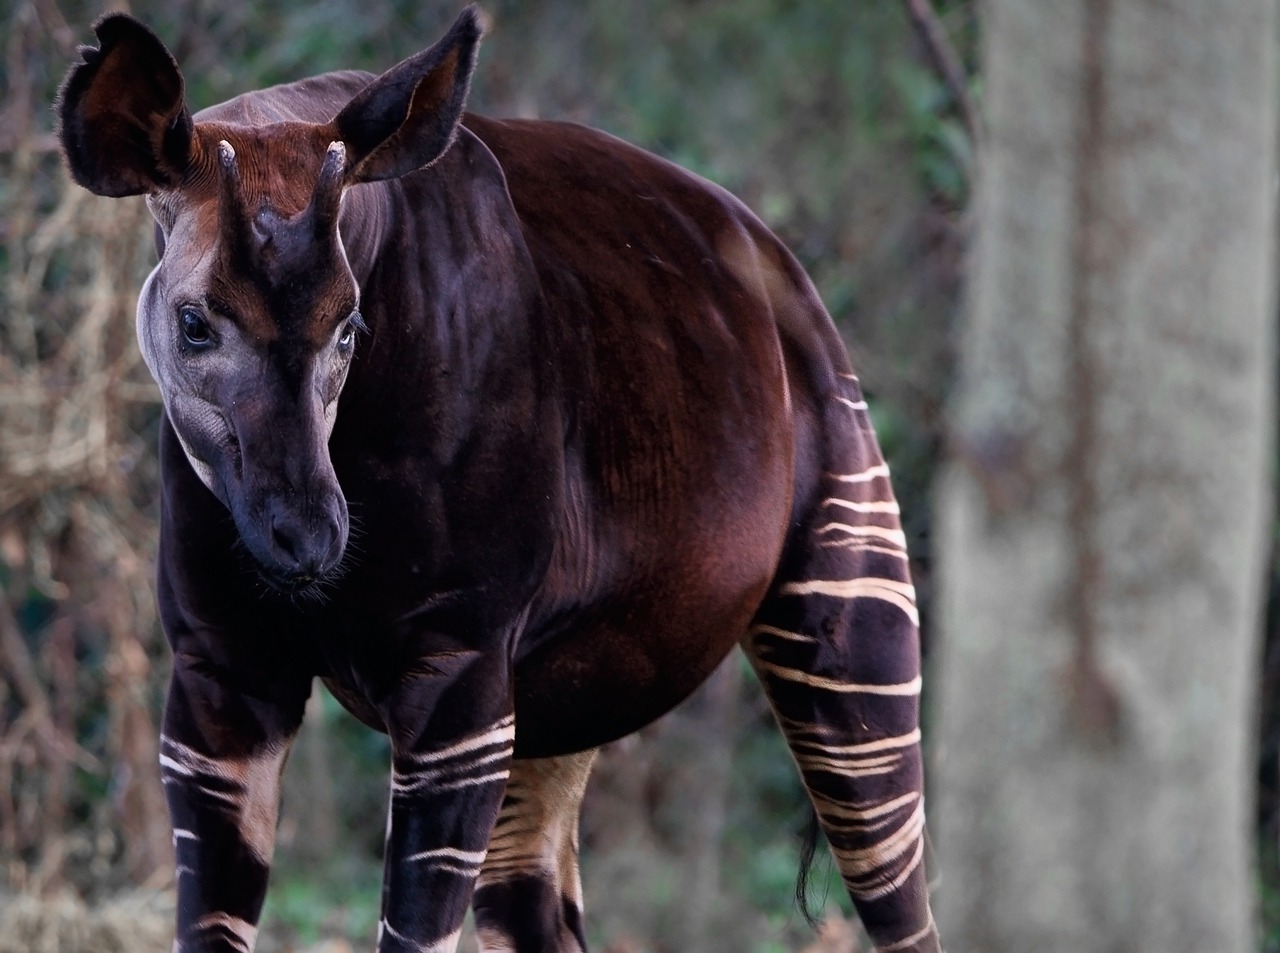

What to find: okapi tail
left=794, top=805, right=825, bottom=926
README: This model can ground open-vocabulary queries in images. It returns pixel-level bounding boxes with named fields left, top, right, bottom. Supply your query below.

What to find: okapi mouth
left=245, top=543, right=347, bottom=602
left=257, top=562, right=329, bottom=596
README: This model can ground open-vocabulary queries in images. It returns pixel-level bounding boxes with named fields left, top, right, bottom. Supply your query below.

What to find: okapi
left=57, top=8, right=941, bottom=953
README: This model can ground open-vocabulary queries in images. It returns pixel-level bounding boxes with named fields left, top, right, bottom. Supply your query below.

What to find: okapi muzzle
left=140, top=138, right=360, bottom=593
left=217, top=365, right=350, bottom=594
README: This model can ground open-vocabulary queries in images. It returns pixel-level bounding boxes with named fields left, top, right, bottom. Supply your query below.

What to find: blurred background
left=6, top=1, right=1269, bottom=951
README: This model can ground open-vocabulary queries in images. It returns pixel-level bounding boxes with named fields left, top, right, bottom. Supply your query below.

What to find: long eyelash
left=350, top=309, right=369, bottom=334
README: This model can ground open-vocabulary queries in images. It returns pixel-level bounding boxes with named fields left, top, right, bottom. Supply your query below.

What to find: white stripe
left=191, top=913, right=256, bottom=952
left=797, top=753, right=903, bottom=779
left=795, top=728, right=921, bottom=757
left=405, top=846, right=488, bottom=866
left=782, top=574, right=918, bottom=602
left=781, top=577, right=919, bottom=625
left=379, top=921, right=463, bottom=953
left=159, top=734, right=254, bottom=782
left=402, top=746, right=512, bottom=779
left=877, top=917, right=938, bottom=952
left=160, top=774, right=242, bottom=808
left=822, top=497, right=900, bottom=515
left=818, top=791, right=920, bottom=824
left=815, top=521, right=907, bottom=547
left=818, top=539, right=910, bottom=559
left=750, top=624, right=817, bottom=643
left=836, top=396, right=869, bottom=411
left=798, top=750, right=901, bottom=769
left=159, top=734, right=288, bottom=866
left=838, top=799, right=926, bottom=890
left=431, top=770, right=510, bottom=792
left=853, top=829, right=926, bottom=901
left=756, top=661, right=922, bottom=696
left=407, top=716, right=515, bottom=766
left=830, top=463, right=891, bottom=484
left=159, top=753, right=194, bottom=777
left=381, top=919, right=428, bottom=952
left=392, top=755, right=512, bottom=795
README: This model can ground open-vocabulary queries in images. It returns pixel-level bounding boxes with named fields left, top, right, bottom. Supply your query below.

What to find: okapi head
left=57, top=9, right=482, bottom=593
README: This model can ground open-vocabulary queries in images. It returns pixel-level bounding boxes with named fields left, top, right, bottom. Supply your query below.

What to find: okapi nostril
left=270, top=520, right=301, bottom=563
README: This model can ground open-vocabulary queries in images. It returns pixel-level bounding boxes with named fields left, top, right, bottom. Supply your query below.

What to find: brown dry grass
left=0, top=890, right=173, bottom=953
left=1, top=2, right=172, bottom=898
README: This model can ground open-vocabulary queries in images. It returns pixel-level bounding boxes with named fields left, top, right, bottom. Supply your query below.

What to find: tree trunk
left=934, top=1, right=1277, bottom=950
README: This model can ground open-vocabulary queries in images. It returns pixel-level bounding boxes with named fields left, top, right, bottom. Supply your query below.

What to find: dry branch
left=900, top=0, right=981, bottom=147
left=0, top=0, right=167, bottom=895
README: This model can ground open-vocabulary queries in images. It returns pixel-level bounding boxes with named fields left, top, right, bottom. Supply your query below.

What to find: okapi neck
left=338, top=179, right=396, bottom=289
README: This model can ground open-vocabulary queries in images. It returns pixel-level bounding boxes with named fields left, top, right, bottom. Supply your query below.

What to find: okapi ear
left=331, top=6, right=483, bottom=183
left=57, top=14, right=193, bottom=197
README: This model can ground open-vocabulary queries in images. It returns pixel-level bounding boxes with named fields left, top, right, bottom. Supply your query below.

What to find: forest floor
left=0, top=890, right=866, bottom=953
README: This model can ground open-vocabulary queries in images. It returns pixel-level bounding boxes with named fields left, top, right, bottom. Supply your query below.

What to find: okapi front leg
left=378, top=667, right=516, bottom=953
left=163, top=653, right=309, bottom=953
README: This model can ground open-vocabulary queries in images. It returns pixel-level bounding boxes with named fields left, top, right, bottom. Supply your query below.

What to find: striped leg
left=379, top=698, right=516, bottom=953
left=162, top=653, right=310, bottom=953
left=472, top=750, right=597, bottom=953
left=744, top=379, right=940, bottom=953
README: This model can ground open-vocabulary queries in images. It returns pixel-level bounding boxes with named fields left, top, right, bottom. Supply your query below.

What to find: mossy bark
left=935, top=1, right=1277, bottom=949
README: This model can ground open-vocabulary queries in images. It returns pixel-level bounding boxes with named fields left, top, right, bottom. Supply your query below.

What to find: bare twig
left=0, top=589, right=51, bottom=717
left=901, top=0, right=981, bottom=148
left=0, top=597, right=101, bottom=776
left=30, top=0, right=77, bottom=58
left=0, top=133, right=59, bottom=155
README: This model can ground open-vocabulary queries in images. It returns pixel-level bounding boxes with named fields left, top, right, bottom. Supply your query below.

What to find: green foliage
left=259, top=856, right=383, bottom=947
left=889, top=60, right=972, bottom=205
left=1263, top=866, right=1280, bottom=953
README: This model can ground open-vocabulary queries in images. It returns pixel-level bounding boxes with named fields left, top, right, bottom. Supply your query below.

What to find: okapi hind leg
left=472, top=749, right=597, bottom=953
left=744, top=378, right=940, bottom=953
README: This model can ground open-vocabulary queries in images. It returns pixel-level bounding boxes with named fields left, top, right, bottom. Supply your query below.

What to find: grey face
left=138, top=140, right=362, bottom=594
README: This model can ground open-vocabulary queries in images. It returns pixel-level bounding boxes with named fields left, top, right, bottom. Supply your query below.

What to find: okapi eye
left=179, top=308, right=213, bottom=347
left=337, top=310, right=366, bottom=352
